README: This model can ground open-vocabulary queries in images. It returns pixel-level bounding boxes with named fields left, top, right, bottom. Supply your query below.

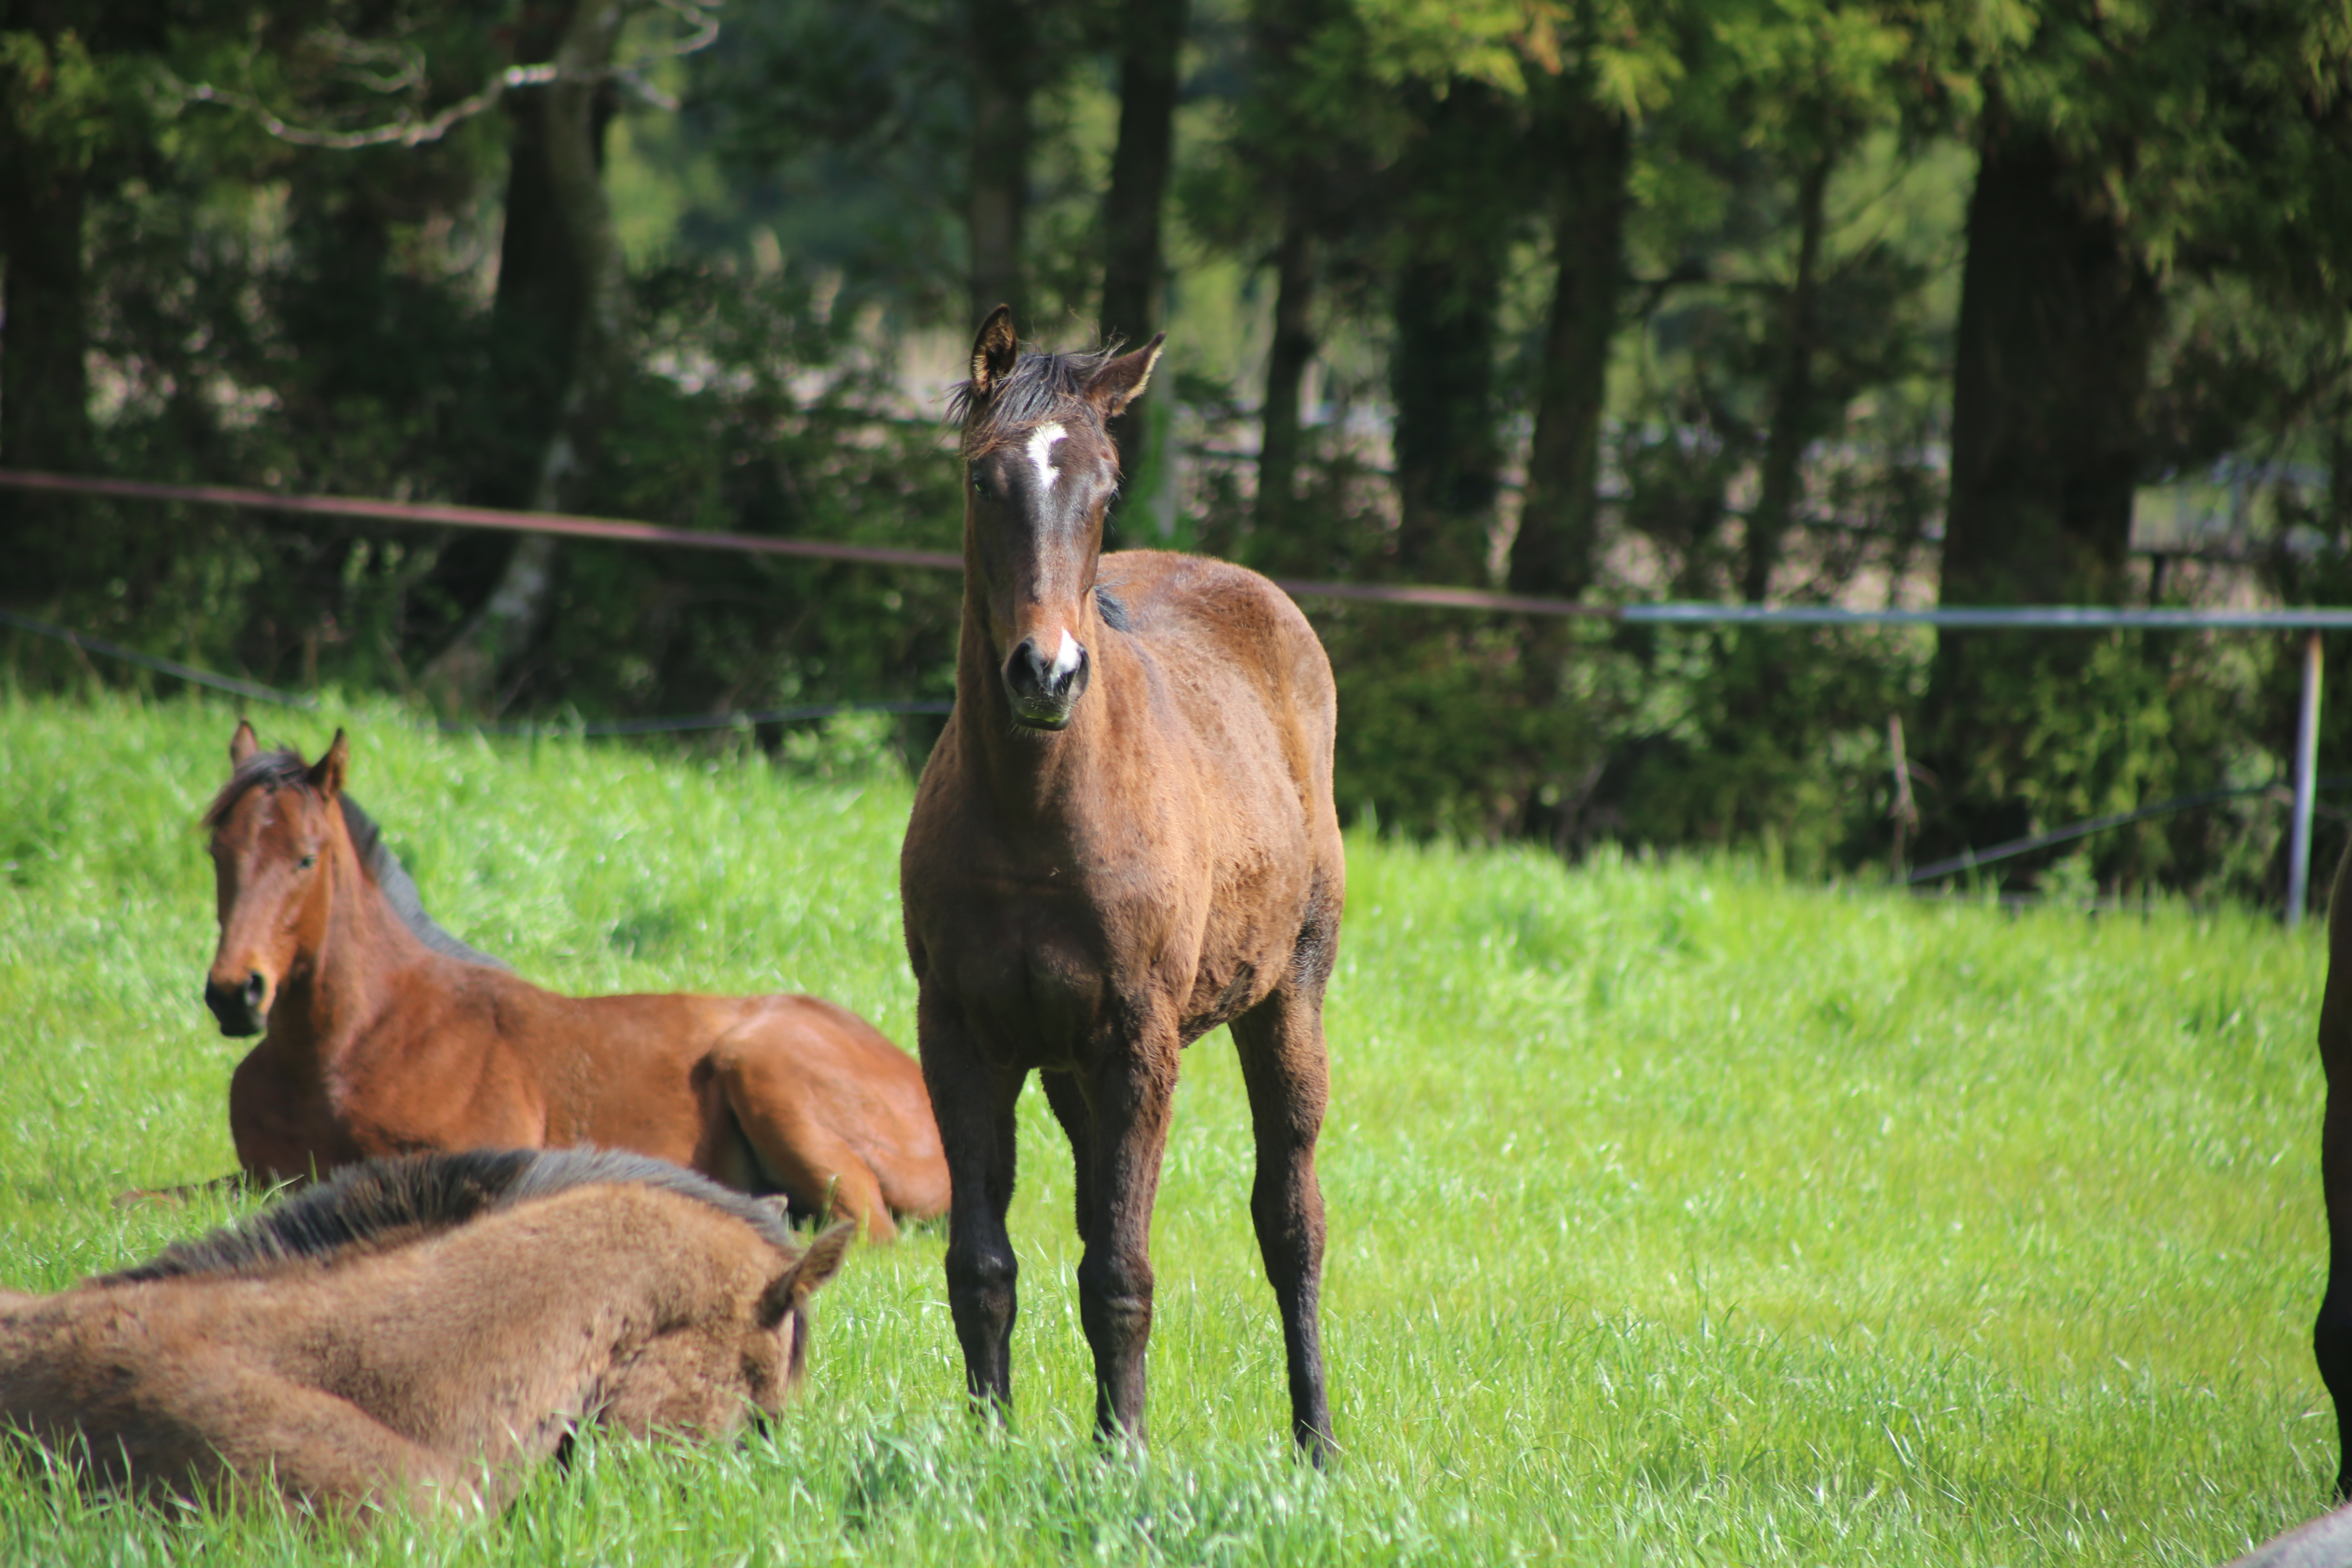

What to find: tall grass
left=0, top=689, right=2334, bottom=1564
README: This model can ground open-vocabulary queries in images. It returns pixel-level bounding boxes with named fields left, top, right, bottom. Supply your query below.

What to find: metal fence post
left=2291, top=629, right=2325, bottom=929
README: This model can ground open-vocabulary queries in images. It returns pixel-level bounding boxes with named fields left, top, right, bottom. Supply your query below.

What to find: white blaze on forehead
left=1049, top=629, right=1082, bottom=680
left=1026, top=423, right=1069, bottom=493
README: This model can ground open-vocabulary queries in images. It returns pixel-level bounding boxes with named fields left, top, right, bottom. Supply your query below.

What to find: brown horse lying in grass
left=1, top=1148, right=853, bottom=1520
left=196, top=721, right=947, bottom=1241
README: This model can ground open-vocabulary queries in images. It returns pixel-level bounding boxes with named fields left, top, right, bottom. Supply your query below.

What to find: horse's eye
left=970, top=470, right=992, bottom=499
left=297, top=853, right=317, bottom=870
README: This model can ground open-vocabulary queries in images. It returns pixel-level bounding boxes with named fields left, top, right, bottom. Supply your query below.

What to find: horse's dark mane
left=100, top=1148, right=799, bottom=1285
left=337, top=795, right=508, bottom=969
left=203, top=748, right=506, bottom=971
left=949, top=344, right=1119, bottom=456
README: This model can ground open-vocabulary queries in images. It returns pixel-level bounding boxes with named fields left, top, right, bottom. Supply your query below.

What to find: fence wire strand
left=0, top=608, right=949, bottom=737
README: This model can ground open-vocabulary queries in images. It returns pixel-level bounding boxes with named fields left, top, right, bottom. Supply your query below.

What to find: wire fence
left=10, top=468, right=2352, bottom=629
left=0, top=609, right=950, bottom=737
left=5, top=466, right=2345, bottom=913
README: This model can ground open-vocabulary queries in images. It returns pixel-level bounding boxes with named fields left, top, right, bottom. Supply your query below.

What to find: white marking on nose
left=1027, top=423, right=1068, bottom=493
left=1049, top=630, right=1082, bottom=680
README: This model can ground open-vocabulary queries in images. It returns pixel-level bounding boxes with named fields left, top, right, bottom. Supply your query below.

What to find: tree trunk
left=967, top=0, right=1036, bottom=327
left=1740, top=147, right=1833, bottom=605
left=1938, top=126, right=2159, bottom=608
left=1240, top=0, right=1339, bottom=568
left=0, top=148, right=92, bottom=603
left=1098, top=0, right=1189, bottom=524
left=1511, top=97, right=1629, bottom=601
left=425, top=0, right=628, bottom=710
left=1390, top=84, right=1515, bottom=584
left=1254, top=208, right=1316, bottom=555
left=0, top=3, right=101, bottom=609
left=1921, top=119, right=2165, bottom=859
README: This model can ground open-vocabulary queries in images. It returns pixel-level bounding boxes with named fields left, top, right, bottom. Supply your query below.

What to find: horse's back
left=1099, top=550, right=1335, bottom=714
left=1096, top=550, right=1339, bottom=814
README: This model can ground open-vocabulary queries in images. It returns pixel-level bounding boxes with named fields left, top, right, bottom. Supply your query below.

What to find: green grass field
left=0, top=688, right=2339, bottom=1565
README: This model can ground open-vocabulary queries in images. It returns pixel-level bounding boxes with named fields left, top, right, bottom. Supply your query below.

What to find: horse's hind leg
left=1040, top=1069, right=1095, bottom=1246
left=1231, top=958, right=1336, bottom=1458
left=713, top=1044, right=898, bottom=1242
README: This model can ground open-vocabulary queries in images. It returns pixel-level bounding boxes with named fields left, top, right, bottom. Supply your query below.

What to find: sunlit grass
left=0, top=688, right=2335, bottom=1563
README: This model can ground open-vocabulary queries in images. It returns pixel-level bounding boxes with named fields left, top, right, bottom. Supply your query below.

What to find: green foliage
left=9, top=0, right=2352, bottom=895
left=1324, top=615, right=1599, bottom=841
left=0, top=690, right=2339, bottom=1562
left=1921, top=630, right=2275, bottom=894
left=1592, top=626, right=1921, bottom=876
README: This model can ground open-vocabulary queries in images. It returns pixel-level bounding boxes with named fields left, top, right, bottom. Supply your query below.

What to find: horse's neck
left=270, top=834, right=434, bottom=1062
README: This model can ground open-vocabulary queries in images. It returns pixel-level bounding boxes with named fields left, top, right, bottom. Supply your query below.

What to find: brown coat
left=2, top=1149, right=851, bottom=1520
left=199, top=725, right=947, bottom=1240
left=900, top=313, right=1341, bottom=1454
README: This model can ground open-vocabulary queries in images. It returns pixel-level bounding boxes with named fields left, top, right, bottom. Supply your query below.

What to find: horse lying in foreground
left=197, top=722, right=947, bottom=1241
left=0, top=1148, right=853, bottom=1519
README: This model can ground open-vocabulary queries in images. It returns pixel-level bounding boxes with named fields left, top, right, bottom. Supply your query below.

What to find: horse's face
left=595, top=1220, right=853, bottom=1439
left=203, top=723, right=349, bottom=1036
left=960, top=307, right=1163, bottom=731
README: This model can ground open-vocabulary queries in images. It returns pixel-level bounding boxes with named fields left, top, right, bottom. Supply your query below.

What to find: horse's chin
left=1009, top=704, right=1075, bottom=733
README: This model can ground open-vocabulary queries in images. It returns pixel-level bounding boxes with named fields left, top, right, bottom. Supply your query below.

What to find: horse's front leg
left=920, top=993, right=1026, bottom=1417
left=1076, top=1029, right=1179, bottom=1448
left=1233, top=979, right=1335, bottom=1460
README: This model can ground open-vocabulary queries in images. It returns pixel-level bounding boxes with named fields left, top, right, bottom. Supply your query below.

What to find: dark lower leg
left=1252, top=1152, right=1331, bottom=1455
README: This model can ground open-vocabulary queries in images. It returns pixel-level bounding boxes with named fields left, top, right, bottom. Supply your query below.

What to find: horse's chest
left=942, top=899, right=1121, bottom=1063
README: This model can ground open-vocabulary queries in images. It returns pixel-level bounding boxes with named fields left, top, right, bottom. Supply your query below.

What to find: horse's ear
left=969, top=304, right=1018, bottom=401
left=1085, top=334, right=1165, bottom=419
left=229, top=719, right=258, bottom=766
left=306, top=729, right=348, bottom=799
left=757, top=1221, right=856, bottom=1329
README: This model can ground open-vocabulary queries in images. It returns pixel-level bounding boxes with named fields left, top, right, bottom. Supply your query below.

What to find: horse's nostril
left=1005, top=638, right=1084, bottom=703
left=243, top=971, right=266, bottom=1007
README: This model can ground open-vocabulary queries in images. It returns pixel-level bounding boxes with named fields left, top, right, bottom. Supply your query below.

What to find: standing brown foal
left=201, top=723, right=947, bottom=1240
left=900, top=307, right=1343, bottom=1455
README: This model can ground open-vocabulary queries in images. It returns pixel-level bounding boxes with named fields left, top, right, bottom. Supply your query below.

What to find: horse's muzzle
left=1002, top=635, right=1088, bottom=730
left=205, top=970, right=268, bottom=1036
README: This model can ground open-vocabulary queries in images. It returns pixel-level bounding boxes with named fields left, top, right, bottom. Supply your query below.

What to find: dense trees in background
left=7, top=0, right=2352, bottom=903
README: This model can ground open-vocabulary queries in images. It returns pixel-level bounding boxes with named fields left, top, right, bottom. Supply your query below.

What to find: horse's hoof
left=111, top=1188, right=186, bottom=1212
